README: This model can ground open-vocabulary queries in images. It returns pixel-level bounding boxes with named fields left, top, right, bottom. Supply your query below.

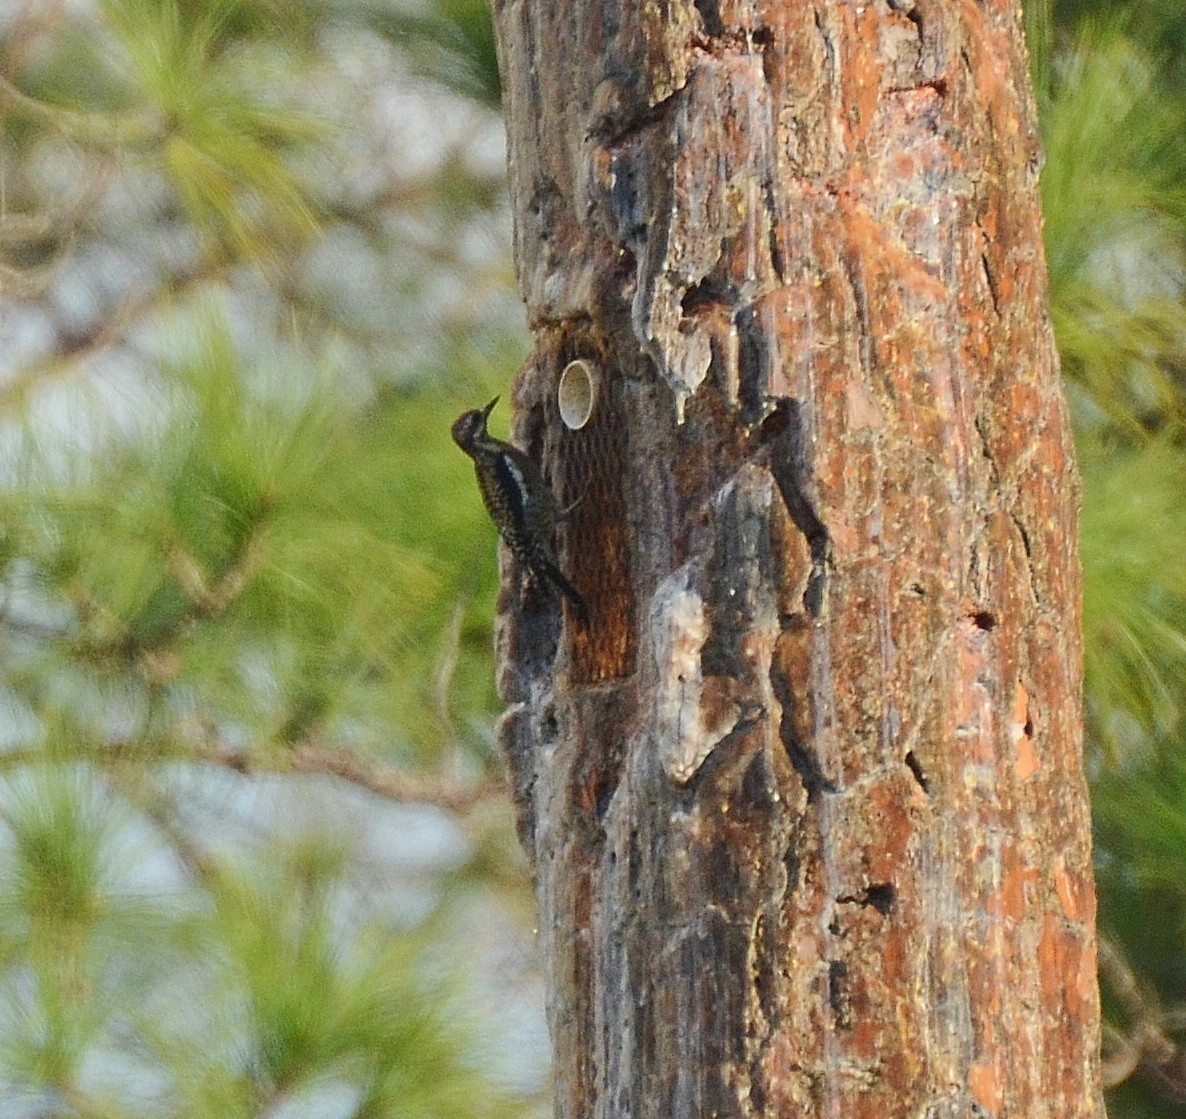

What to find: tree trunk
left=490, top=3, right=1103, bottom=1118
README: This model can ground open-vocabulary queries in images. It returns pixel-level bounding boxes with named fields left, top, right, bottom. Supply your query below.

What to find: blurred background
left=0, top=0, right=1182, bottom=1116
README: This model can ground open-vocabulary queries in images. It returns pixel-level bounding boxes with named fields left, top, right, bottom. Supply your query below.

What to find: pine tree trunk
left=490, top=3, right=1104, bottom=1117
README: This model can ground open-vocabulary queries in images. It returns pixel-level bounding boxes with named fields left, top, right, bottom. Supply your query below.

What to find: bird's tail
left=539, top=560, right=588, bottom=626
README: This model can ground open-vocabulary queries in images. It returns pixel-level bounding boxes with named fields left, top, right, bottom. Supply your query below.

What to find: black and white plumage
left=451, top=396, right=587, bottom=622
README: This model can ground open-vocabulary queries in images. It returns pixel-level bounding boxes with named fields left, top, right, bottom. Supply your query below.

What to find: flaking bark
left=491, top=2, right=1104, bottom=1117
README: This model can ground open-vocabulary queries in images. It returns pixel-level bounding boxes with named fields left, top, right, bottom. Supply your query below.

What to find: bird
left=451, top=396, right=587, bottom=623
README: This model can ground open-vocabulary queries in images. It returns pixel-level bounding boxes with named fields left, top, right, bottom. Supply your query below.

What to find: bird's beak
left=482, top=396, right=500, bottom=420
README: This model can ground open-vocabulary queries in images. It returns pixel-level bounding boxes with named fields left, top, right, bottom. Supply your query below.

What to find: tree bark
left=490, top=3, right=1103, bottom=1118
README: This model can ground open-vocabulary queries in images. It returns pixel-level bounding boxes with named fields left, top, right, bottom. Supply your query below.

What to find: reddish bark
left=491, top=2, right=1103, bottom=1117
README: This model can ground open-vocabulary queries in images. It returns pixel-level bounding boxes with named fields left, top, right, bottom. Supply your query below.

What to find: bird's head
left=451, top=396, right=499, bottom=453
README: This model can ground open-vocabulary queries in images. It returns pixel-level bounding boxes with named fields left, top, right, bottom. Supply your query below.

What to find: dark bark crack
left=888, top=76, right=949, bottom=97
left=838, top=882, right=897, bottom=915
left=1009, top=509, right=1042, bottom=609
left=828, top=959, right=851, bottom=1028
left=981, top=249, right=1002, bottom=316
left=905, top=749, right=930, bottom=792
left=838, top=246, right=876, bottom=378
left=681, top=274, right=730, bottom=317
left=770, top=659, right=836, bottom=799
left=765, top=400, right=830, bottom=616
left=814, top=9, right=836, bottom=81
left=972, top=411, right=1002, bottom=489
left=735, top=303, right=770, bottom=425
left=762, top=175, right=786, bottom=282
left=693, top=0, right=724, bottom=39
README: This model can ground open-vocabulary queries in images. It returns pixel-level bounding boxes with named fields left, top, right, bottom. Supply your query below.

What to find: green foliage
left=1092, top=733, right=1186, bottom=1118
left=0, top=0, right=534, bottom=1112
left=1040, top=22, right=1186, bottom=437
left=1036, top=5, right=1186, bottom=758
left=1057, top=0, right=1186, bottom=66
left=8, top=0, right=322, bottom=262
left=202, top=841, right=504, bottom=1118
left=1036, top=5, right=1186, bottom=1114
left=2, top=315, right=502, bottom=762
left=1080, top=439, right=1186, bottom=753
left=0, top=769, right=512, bottom=1116
left=359, top=0, right=503, bottom=108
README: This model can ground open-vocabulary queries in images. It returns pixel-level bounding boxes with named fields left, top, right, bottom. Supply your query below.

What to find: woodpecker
left=452, top=396, right=587, bottom=623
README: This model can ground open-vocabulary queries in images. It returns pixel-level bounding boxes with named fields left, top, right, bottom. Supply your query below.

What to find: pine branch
left=1099, top=934, right=1186, bottom=1103
left=288, top=739, right=499, bottom=813
left=0, top=732, right=502, bottom=815
left=0, top=260, right=220, bottom=412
